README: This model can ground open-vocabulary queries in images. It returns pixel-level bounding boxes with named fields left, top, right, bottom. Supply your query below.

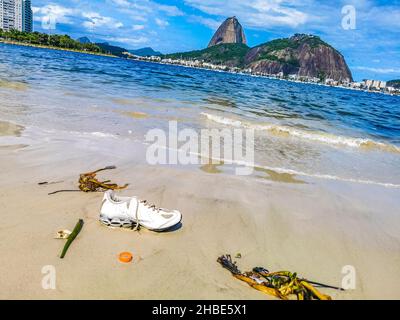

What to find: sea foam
left=201, top=112, right=400, bottom=153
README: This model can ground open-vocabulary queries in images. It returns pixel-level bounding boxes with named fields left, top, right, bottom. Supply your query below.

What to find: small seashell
left=55, top=230, right=72, bottom=239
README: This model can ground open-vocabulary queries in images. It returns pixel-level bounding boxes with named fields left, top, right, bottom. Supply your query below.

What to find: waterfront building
left=364, top=79, right=387, bottom=90
left=0, top=0, right=32, bottom=32
left=22, top=0, right=32, bottom=32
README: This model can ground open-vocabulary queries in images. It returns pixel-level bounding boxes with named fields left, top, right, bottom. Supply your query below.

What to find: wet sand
left=0, top=79, right=29, bottom=91
left=0, top=131, right=400, bottom=300
left=0, top=120, right=24, bottom=137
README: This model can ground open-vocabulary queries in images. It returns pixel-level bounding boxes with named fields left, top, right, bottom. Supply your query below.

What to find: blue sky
left=31, top=0, right=400, bottom=81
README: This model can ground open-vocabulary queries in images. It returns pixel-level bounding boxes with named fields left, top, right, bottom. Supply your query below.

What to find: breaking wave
left=201, top=112, right=400, bottom=153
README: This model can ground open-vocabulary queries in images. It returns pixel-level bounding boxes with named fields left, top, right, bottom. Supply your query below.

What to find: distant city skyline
left=9, top=0, right=400, bottom=81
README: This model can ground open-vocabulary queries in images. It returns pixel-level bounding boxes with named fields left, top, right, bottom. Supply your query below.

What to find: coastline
left=1, top=40, right=397, bottom=97
left=0, top=39, right=117, bottom=58
left=129, top=58, right=400, bottom=97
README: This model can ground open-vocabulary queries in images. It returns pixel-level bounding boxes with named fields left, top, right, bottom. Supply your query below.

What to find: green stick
left=60, top=219, right=84, bottom=259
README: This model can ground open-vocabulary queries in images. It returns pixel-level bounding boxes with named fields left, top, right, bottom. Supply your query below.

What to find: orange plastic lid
left=119, top=252, right=133, bottom=263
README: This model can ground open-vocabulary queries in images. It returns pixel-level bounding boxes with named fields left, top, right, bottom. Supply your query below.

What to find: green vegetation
left=0, top=29, right=104, bottom=53
left=164, top=43, right=250, bottom=67
left=255, top=52, right=300, bottom=68
left=292, top=34, right=333, bottom=49
left=164, top=34, right=337, bottom=72
left=95, top=42, right=128, bottom=57
left=253, top=34, right=334, bottom=65
left=256, top=38, right=298, bottom=52
left=317, top=71, right=327, bottom=81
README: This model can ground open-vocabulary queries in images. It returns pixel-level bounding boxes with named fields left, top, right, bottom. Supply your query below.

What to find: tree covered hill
left=0, top=29, right=103, bottom=53
left=164, top=43, right=250, bottom=68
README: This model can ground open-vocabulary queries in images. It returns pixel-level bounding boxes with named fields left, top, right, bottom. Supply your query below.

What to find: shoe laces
left=140, top=200, right=161, bottom=213
left=132, top=200, right=161, bottom=231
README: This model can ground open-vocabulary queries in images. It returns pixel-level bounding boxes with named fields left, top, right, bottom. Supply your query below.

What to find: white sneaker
left=99, top=190, right=182, bottom=231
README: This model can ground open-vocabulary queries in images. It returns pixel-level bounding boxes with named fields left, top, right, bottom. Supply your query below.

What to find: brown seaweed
left=48, top=166, right=128, bottom=195
left=218, top=254, right=338, bottom=300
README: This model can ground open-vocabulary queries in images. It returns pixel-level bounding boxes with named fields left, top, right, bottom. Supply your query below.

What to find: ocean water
left=1, top=43, right=400, bottom=187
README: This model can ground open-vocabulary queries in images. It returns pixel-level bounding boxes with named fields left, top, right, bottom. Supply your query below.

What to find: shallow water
left=1, top=43, right=400, bottom=186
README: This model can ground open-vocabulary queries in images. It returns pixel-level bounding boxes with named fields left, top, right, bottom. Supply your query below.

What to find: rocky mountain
left=129, top=47, right=162, bottom=56
left=245, top=34, right=353, bottom=82
left=77, top=39, right=161, bottom=58
left=77, top=36, right=91, bottom=44
left=208, top=16, right=247, bottom=47
left=169, top=16, right=353, bottom=82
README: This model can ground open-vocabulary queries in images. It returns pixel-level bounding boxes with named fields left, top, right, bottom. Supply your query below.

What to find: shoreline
left=1, top=40, right=397, bottom=97
left=128, top=58, right=400, bottom=97
left=0, top=39, right=117, bottom=58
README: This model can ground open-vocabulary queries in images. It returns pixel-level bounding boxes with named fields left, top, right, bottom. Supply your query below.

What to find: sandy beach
left=1, top=121, right=400, bottom=300
left=1, top=41, right=400, bottom=300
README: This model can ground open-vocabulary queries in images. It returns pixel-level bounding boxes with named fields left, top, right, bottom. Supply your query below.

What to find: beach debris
left=38, top=180, right=64, bottom=186
left=100, top=190, right=182, bottom=232
left=217, top=254, right=341, bottom=300
left=119, top=252, right=133, bottom=263
left=54, top=229, right=72, bottom=239
left=235, top=253, right=242, bottom=259
left=78, top=166, right=128, bottom=192
left=60, top=219, right=84, bottom=259
left=48, top=166, right=128, bottom=195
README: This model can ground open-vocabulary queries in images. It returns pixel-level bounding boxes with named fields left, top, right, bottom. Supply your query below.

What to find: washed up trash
left=217, top=254, right=341, bottom=300
left=235, top=253, right=242, bottom=259
left=60, top=219, right=84, bottom=259
left=38, top=180, right=64, bottom=186
left=99, top=190, right=182, bottom=232
left=48, top=166, right=128, bottom=195
left=119, top=252, right=133, bottom=263
left=55, top=229, right=72, bottom=239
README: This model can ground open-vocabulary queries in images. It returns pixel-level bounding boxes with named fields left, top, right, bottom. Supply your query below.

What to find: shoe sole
left=99, top=215, right=182, bottom=232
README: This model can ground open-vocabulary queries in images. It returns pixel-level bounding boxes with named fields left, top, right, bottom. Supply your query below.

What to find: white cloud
left=158, top=4, right=184, bottom=17
left=132, top=24, right=145, bottom=31
left=110, top=0, right=183, bottom=17
left=105, top=36, right=149, bottom=46
left=188, top=15, right=221, bottom=30
left=82, top=12, right=123, bottom=29
left=184, top=0, right=309, bottom=28
left=155, top=18, right=169, bottom=28
left=362, top=6, right=400, bottom=29
left=353, top=66, right=400, bottom=74
left=32, top=4, right=77, bottom=24
left=109, top=0, right=131, bottom=7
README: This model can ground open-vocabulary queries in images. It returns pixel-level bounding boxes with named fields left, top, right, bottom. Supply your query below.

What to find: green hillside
left=0, top=29, right=103, bottom=53
left=164, top=43, right=250, bottom=67
left=96, top=42, right=128, bottom=57
left=250, top=34, right=334, bottom=65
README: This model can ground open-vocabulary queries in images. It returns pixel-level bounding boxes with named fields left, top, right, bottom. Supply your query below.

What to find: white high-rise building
left=0, top=0, right=16, bottom=31
left=0, top=0, right=32, bottom=32
left=14, top=0, right=23, bottom=31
